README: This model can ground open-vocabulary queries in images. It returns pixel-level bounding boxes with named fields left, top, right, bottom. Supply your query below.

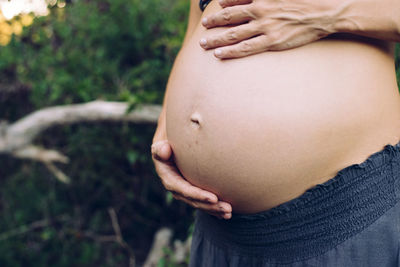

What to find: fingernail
left=215, top=49, right=222, bottom=57
left=202, top=17, right=208, bottom=26
left=200, top=38, right=207, bottom=47
left=223, top=213, right=232, bottom=220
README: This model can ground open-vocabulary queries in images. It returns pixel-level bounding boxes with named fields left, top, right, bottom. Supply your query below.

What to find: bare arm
left=334, top=0, right=400, bottom=41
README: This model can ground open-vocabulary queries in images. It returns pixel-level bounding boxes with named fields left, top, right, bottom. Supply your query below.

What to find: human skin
left=152, top=1, right=233, bottom=219
left=200, top=0, right=400, bottom=59
left=151, top=0, right=400, bottom=219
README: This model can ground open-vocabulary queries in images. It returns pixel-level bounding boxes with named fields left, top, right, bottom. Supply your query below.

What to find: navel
left=190, top=112, right=202, bottom=129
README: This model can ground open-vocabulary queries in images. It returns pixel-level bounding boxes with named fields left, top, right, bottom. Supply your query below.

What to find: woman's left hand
left=200, top=0, right=340, bottom=59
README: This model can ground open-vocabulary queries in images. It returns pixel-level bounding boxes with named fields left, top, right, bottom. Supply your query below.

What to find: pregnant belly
left=166, top=24, right=400, bottom=213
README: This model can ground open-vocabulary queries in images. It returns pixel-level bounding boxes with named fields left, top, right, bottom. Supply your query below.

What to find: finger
left=206, top=209, right=232, bottom=219
left=200, top=22, right=261, bottom=49
left=151, top=140, right=166, bottom=159
left=153, top=149, right=219, bottom=203
left=173, top=193, right=231, bottom=213
left=214, top=34, right=269, bottom=59
left=151, top=140, right=172, bottom=161
left=155, top=160, right=219, bottom=203
left=221, top=212, right=232, bottom=219
left=218, top=0, right=252, bottom=8
left=174, top=192, right=232, bottom=219
left=173, top=194, right=232, bottom=220
left=167, top=176, right=219, bottom=204
left=217, top=201, right=232, bottom=213
left=206, top=211, right=232, bottom=220
left=202, top=5, right=255, bottom=28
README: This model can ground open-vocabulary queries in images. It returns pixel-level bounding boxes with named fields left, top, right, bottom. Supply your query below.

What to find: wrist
left=303, top=0, right=344, bottom=36
left=331, top=0, right=360, bottom=34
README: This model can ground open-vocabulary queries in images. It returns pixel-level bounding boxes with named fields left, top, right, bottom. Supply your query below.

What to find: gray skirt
left=190, top=141, right=400, bottom=267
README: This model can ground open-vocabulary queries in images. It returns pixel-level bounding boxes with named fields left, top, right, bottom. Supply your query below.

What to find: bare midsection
left=166, top=17, right=400, bottom=213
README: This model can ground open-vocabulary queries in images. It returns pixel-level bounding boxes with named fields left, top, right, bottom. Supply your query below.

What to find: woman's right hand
left=151, top=140, right=232, bottom=219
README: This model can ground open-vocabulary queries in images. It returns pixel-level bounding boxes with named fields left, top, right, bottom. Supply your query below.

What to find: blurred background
left=0, top=0, right=399, bottom=266
left=0, top=0, right=193, bottom=266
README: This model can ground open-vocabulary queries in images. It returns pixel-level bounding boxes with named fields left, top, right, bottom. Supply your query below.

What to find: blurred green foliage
left=395, top=44, right=400, bottom=85
left=0, top=0, right=188, bottom=119
left=1, top=0, right=400, bottom=266
left=0, top=0, right=193, bottom=266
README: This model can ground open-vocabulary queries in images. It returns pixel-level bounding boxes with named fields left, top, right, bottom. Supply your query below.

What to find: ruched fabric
left=190, top=141, right=400, bottom=267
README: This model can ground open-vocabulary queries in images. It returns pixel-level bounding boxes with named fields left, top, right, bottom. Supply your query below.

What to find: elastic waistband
left=196, top=140, right=400, bottom=263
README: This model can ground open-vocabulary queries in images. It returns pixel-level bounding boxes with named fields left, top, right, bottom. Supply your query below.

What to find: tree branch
left=143, top=228, right=173, bottom=267
left=0, top=100, right=161, bottom=182
left=108, top=208, right=136, bottom=267
left=2, top=100, right=161, bottom=152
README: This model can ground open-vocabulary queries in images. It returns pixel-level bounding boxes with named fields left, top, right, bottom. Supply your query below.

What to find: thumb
left=151, top=140, right=172, bottom=161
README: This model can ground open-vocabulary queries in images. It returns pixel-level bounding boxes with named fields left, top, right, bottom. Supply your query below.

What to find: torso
left=166, top=1, right=400, bottom=213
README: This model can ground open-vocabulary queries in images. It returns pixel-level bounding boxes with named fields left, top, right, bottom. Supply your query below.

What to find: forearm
left=332, top=0, right=400, bottom=41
